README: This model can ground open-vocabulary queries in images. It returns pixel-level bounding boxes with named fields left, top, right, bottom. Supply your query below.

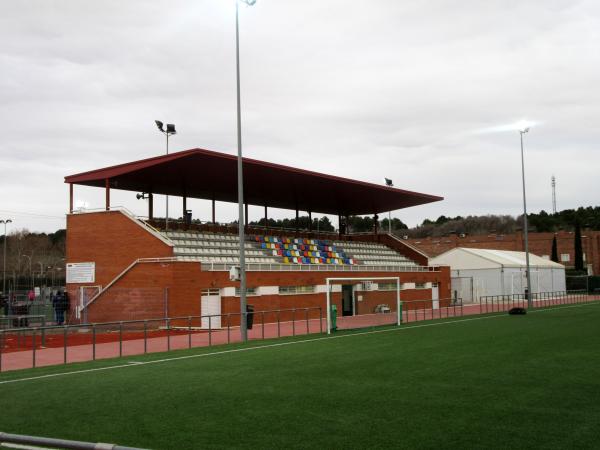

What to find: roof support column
left=373, top=214, right=379, bottom=235
left=212, top=199, right=216, bottom=224
left=308, top=211, right=312, bottom=231
left=264, top=206, right=268, bottom=230
left=295, top=208, right=299, bottom=233
left=182, top=196, right=187, bottom=219
left=148, top=193, right=154, bottom=221
left=105, top=179, right=110, bottom=211
left=69, top=183, right=73, bottom=214
left=244, top=203, right=248, bottom=231
left=338, top=215, right=347, bottom=238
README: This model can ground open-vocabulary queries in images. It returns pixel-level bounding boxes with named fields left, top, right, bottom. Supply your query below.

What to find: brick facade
left=65, top=211, right=451, bottom=324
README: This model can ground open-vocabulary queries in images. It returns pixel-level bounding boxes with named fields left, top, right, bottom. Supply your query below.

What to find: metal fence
left=401, top=299, right=464, bottom=323
left=478, top=290, right=592, bottom=314
left=0, top=431, right=145, bottom=450
left=2, top=292, right=599, bottom=373
left=2, top=297, right=55, bottom=323
left=0, top=306, right=323, bottom=373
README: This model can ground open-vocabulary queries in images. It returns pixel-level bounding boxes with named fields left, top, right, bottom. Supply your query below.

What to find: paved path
left=1, top=295, right=598, bottom=372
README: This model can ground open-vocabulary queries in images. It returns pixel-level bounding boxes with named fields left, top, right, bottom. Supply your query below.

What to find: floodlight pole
left=166, top=132, right=170, bottom=230
left=154, top=120, right=176, bottom=231
left=520, top=129, right=533, bottom=308
left=385, top=179, right=393, bottom=234
left=236, top=0, right=255, bottom=342
left=1, top=219, right=12, bottom=294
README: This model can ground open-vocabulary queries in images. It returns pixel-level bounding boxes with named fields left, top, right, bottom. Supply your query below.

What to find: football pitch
left=1, top=302, right=600, bottom=449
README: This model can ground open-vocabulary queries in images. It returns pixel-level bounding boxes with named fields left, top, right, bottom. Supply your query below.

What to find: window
left=201, top=289, right=220, bottom=296
left=415, top=282, right=426, bottom=289
left=235, top=287, right=257, bottom=296
left=378, top=282, right=400, bottom=291
left=560, top=254, right=570, bottom=262
left=278, top=285, right=315, bottom=295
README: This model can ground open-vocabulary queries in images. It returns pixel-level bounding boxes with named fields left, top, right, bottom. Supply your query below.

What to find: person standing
left=53, top=290, right=68, bottom=325
left=0, top=293, right=7, bottom=316
left=51, top=290, right=59, bottom=323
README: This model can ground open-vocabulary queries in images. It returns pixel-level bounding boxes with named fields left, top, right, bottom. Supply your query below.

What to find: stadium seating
left=163, top=231, right=417, bottom=267
left=333, top=241, right=417, bottom=267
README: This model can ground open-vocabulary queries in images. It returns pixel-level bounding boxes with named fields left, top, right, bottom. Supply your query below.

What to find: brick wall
left=66, top=211, right=451, bottom=324
left=66, top=211, right=174, bottom=320
left=408, top=230, right=600, bottom=275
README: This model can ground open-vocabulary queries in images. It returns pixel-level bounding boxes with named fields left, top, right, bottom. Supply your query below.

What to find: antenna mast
left=551, top=175, right=557, bottom=214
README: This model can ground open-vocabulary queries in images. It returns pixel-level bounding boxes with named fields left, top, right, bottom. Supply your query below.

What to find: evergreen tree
left=574, top=220, right=584, bottom=271
left=551, top=235, right=558, bottom=263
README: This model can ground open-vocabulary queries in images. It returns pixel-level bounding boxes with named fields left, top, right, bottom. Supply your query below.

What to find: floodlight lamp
left=239, top=0, right=257, bottom=5
left=513, top=119, right=535, bottom=133
left=155, top=120, right=164, bottom=132
left=384, top=178, right=393, bottom=187
left=166, top=124, right=176, bottom=134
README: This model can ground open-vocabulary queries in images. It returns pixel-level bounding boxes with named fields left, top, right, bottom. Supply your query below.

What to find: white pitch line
left=1, top=301, right=597, bottom=386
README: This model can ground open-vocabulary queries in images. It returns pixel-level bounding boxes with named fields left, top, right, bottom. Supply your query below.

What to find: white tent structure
left=431, top=248, right=566, bottom=303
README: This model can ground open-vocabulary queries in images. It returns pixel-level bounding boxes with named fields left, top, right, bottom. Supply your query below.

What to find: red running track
left=1, top=295, right=598, bottom=372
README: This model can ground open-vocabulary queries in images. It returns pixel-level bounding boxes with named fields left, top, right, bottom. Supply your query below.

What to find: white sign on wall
left=66, top=262, right=95, bottom=283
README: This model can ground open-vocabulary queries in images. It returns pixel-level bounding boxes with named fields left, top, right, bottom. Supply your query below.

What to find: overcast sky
left=1, top=0, right=598, bottom=233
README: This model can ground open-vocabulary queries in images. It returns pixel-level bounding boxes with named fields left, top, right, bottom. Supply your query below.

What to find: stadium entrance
left=342, top=285, right=354, bottom=316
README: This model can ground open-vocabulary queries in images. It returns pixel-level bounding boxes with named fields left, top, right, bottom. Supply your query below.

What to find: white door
left=432, top=283, right=439, bottom=309
left=201, top=289, right=221, bottom=329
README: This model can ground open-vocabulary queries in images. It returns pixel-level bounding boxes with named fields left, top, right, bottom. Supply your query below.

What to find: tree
left=381, top=217, right=408, bottom=233
left=551, top=235, right=558, bottom=263
left=574, top=220, right=584, bottom=271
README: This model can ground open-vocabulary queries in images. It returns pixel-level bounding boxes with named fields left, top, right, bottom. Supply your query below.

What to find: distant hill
left=401, top=206, right=600, bottom=238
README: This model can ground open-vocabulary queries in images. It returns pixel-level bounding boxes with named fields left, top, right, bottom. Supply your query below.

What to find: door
left=342, top=285, right=354, bottom=316
left=201, top=289, right=221, bottom=329
left=432, top=283, right=439, bottom=309
left=451, top=277, right=473, bottom=303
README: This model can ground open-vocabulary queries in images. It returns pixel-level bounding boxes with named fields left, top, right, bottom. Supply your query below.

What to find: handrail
left=83, top=257, right=186, bottom=311
left=385, top=233, right=429, bottom=259
left=0, top=431, right=146, bottom=450
left=200, top=262, right=437, bottom=272
left=70, top=207, right=173, bottom=247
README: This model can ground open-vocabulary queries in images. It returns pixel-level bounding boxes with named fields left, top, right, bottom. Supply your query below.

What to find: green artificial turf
left=1, top=303, right=600, bottom=449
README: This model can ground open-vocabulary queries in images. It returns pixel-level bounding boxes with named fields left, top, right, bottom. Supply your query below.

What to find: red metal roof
left=64, top=148, right=442, bottom=215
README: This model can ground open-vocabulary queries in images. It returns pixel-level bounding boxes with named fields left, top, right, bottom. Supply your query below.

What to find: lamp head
left=155, top=120, right=164, bottom=132
left=239, top=0, right=257, bottom=5
left=166, top=124, right=176, bottom=134
left=384, top=178, right=393, bottom=187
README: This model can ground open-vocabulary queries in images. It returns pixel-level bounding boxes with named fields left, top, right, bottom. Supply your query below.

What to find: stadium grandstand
left=63, top=148, right=450, bottom=326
